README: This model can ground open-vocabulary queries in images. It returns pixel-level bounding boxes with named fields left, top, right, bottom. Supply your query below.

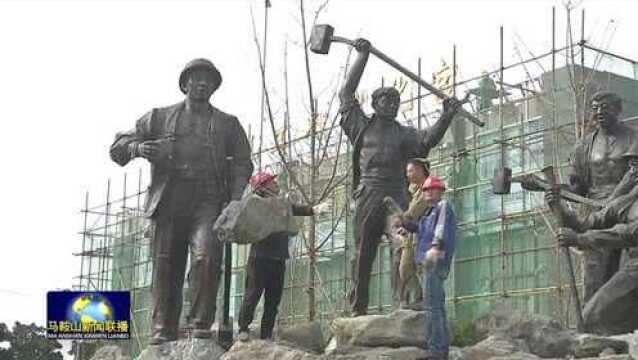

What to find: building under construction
left=73, top=10, right=638, bottom=358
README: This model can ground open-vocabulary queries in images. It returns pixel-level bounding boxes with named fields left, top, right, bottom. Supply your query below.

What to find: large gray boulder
left=461, top=335, right=520, bottom=360
left=472, top=303, right=525, bottom=340
left=329, top=310, right=425, bottom=350
left=220, top=339, right=320, bottom=360
left=613, top=331, right=638, bottom=359
left=214, top=194, right=298, bottom=244
left=505, top=317, right=572, bottom=358
left=448, top=347, right=465, bottom=360
left=468, top=303, right=574, bottom=358
left=486, top=352, right=541, bottom=360
left=135, top=338, right=225, bottom=360
left=90, top=345, right=132, bottom=360
left=572, top=334, right=629, bottom=358
left=277, top=321, right=325, bottom=354
left=324, top=346, right=428, bottom=360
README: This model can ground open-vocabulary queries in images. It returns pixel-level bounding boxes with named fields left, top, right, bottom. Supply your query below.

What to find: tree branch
left=250, top=5, right=310, bottom=202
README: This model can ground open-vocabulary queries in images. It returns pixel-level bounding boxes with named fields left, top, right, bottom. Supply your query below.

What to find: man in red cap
left=399, top=175, right=456, bottom=360
left=237, top=171, right=330, bottom=341
left=110, top=58, right=253, bottom=344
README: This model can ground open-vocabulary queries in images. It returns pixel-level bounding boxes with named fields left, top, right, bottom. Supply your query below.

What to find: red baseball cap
left=249, top=171, right=277, bottom=190
left=422, top=175, right=446, bottom=191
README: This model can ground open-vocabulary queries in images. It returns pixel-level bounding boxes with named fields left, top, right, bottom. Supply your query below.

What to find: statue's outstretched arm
left=338, top=39, right=370, bottom=104
left=421, top=98, right=463, bottom=153
left=580, top=221, right=638, bottom=249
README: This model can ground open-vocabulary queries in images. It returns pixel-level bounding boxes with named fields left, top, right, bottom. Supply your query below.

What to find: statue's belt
left=170, top=163, right=216, bottom=180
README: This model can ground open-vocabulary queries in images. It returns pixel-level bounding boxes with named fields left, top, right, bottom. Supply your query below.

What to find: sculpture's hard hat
left=179, top=58, right=223, bottom=94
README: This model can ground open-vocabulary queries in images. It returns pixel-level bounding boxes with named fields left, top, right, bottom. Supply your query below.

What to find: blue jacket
left=403, top=199, right=456, bottom=265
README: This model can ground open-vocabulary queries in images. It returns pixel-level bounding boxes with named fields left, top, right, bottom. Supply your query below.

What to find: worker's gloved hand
left=312, top=201, right=332, bottom=215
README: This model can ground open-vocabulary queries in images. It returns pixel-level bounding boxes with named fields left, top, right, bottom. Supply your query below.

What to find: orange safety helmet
left=422, top=175, right=446, bottom=191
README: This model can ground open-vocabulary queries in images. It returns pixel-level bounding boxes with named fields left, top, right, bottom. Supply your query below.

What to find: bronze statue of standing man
left=110, top=58, right=253, bottom=344
left=339, top=39, right=462, bottom=316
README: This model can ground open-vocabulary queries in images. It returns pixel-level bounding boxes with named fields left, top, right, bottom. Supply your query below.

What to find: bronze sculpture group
left=108, top=34, right=637, bottom=349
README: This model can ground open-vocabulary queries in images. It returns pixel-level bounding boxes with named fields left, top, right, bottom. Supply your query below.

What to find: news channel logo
left=47, top=291, right=130, bottom=340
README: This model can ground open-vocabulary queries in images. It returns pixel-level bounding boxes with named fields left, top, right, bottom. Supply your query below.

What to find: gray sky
left=0, top=0, right=636, bottom=348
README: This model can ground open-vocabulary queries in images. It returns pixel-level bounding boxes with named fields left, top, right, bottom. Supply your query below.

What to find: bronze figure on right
left=522, top=92, right=638, bottom=305
left=523, top=91, right=638, bottom=335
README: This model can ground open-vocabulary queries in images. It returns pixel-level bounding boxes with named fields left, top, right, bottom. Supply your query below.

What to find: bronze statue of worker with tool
left=110, top=58, right=253, bottom=344
left=518, top=92, right=638, bottom=305
left=310, top=26, right=479, bottom=315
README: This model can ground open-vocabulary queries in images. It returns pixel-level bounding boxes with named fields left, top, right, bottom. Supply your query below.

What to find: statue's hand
left=353, top=38, right=371, bottom=53
left=519, top=174, right=543, bottom=191
left=138, top=140, right=162, bottom=162
left=443, top=96, right=464, bottom=114
left=556, top=227, right=579, bottom=248
left=545, top=186, right=561, bottom=208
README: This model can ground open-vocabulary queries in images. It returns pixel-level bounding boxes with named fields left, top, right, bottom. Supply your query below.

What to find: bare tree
left=250, top=0, right=353, bottom=321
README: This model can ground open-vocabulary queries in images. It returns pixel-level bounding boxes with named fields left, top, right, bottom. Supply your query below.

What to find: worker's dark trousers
left=349, top=184, right=407, bottom=314
left=238, top=256, right=286, bottom=339
left=150, top=180, right=223, bottom=340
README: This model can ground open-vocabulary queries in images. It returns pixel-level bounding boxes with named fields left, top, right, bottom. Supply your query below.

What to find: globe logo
left=67, top=294, right=114, bottom=326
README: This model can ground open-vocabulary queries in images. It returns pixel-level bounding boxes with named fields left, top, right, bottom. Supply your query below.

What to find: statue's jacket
left=110, top=102, right=253, bottom=218
left=339, top=98, right=434, bottom=193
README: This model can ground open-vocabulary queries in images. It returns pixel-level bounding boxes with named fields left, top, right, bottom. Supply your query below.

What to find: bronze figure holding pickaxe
left=519, top=92, right=638, bottom=305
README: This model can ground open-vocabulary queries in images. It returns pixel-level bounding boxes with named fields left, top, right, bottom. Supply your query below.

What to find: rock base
left=89, top=308, right=638, bottom=360
left=135, top=338, right=225, bottom=360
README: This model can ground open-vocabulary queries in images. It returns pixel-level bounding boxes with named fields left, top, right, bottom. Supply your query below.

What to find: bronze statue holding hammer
left=336, top=38, right=464, bottom=316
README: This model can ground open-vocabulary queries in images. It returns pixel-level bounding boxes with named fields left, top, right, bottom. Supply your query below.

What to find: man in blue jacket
left=400, top=175, right=456, bottom=360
